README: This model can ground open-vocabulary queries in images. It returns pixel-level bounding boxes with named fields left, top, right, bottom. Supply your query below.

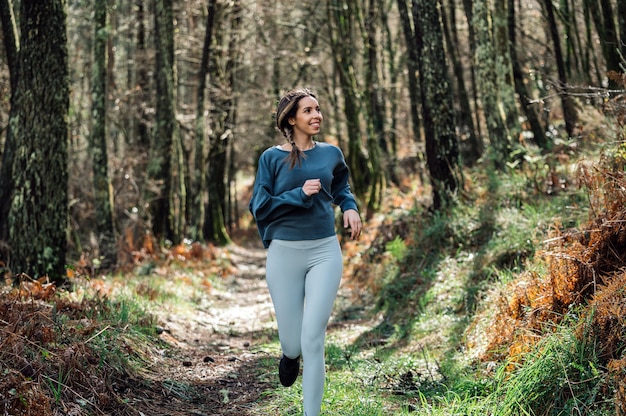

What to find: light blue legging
left=266, top=236, right=343, bottom=416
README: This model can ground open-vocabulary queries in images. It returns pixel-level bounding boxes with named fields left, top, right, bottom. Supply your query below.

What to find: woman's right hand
left=302, top=178, right=322, bottom=197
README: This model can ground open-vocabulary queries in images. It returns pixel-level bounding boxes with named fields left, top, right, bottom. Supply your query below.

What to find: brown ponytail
left=275, top=88, right=316, bottom=169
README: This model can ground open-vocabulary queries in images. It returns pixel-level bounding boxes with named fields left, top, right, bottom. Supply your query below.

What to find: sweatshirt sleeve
left=248, top=150, right=313, bottom=225
left=330, top=149, right=359, bottom=213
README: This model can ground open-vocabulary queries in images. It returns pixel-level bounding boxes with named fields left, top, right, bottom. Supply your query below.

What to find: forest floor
left=124, top=241, right=371, bottom=416
left=126, top=242, right=274, bottom=416
left=1, top=231, right=380, bottom=416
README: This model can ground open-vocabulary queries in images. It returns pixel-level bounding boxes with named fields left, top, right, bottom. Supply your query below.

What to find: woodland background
left=1, top=0, right=626, bottom=415
left=1, top=0, right=623, bottom=280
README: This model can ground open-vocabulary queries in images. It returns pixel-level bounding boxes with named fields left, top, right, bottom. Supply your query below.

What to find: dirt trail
left=128, top=244, right=280, bottom=416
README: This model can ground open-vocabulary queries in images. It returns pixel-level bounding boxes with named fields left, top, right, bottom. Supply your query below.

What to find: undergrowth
left=0, top=276, right=159, bottom=415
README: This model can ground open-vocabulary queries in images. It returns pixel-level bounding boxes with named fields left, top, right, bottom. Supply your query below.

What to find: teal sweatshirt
left=249, top=142, right=358, bottom=249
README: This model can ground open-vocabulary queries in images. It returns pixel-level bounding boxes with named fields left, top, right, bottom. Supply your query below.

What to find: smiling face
left=288, top=96, right=323, bottom=139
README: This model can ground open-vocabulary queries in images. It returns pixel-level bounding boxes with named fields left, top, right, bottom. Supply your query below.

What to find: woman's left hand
left=343, top=209, right=362, bottom=240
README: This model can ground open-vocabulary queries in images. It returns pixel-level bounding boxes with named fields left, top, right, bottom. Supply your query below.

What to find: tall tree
left=442, top=0, right=481, bottom=165
left=461, top=0, right=484, bottom=142
left=474, top=0, right=510, bottom=170
left=135, top=0, right=150, bottom=147
left=380, top=1, right=402, bottom=184
left=397, top=0, right=424, bottom=177
left=617, top=1, right=626, bottom=61
left=412, top=0, right=461, bottom=209
left=225, top=0, right=242, bottom=233
left=587, top=0, right=620, bottom=90
left=363, top=0, right=385, bottom=213
left=542, top=0, right=578, bottom=138
left=327, top=0, right=370, bottom=199
left=0, top=0, right=19, bottom=242
left=492, top=0, right=520, bottom=139
left=203, top=2, right=234, bottom=245
left=190, top=0, right=216, bottom=242
left=8, top=0, right=69, bottom=282
left=508, top=0, right=548, bottom=149
left=148, top=0, right=176, bottom=242
left=91, top=0, right=117, bottom=269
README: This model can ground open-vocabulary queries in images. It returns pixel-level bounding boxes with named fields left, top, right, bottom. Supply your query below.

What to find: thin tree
left=397, top=0, right=424, bottom=178
left=135, top=0, right=150, bottom=147
left=412, top=0, right=462, bottom=209
left=91, top=0, right=117, bottom=268
left=225, top=0, right=241, bottom=234
left=148, top=0, right=176, bottom=242
left=492, top=0, right=520, bottom=139
left=473, top=0, right=510, bottom=170
left=363, top=0, right=385, bottom=213
left=327, top=0, right=370, bottom=200
left=0, top=0, right=19, bottom=242
left=508, top=0, right=548, bottom=149
left=380, top=1, right=402, bottom=184
left=542, top=0, right=578, bottom=138
left=587, top=0, right=620, bottom=90
left=8, top=0, right=69, bottom=283
left=617, top=0, right=626, bottom=62
left=442, top=0, right=481, bottom=165
left=461, top=0, right=484, bottom=142
left=190, top=0, right=216, bottom=242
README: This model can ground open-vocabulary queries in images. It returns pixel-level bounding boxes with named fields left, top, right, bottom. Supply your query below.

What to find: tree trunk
left=0, top=0, right=18, bottom=90
left=543, top=0, right=578, bottom=138
left=203, top=2, right=233, bottom=245
left=461, top=0, right=483, bottom=141
left=364, top=0, right=385, bottom=213
left=135, top=0, right=150, bottom=147
left=397, top=0, right=425, bottom=180
left=617, top=0, right=626, bottom=60
left=0, top=0, right=18, bottom=242
left=190, top=0, right=216, bottom=242
left=225, top=0, right=241, bottom=234
left=380, top=4, right=402, bottom=185
left=473, top=0, right=510, bottom=170
left=9, top=0, right=69, bottom=283
left=413, top=0, right=461, bottom=209
left=327, top=0, right=369, bottom=199
left=442, top=0, right=481, bottom=165
left=597, top=0, right=620, bottom=90
left=91, top=0, right=117, bottom=269
left=508, top=0, right=548, bottom=149
left=493, top=0, right=520, bottom=139
left=148, top=0, right=175, bottom=242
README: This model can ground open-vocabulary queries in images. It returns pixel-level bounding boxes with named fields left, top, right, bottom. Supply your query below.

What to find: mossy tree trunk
left=413, top=0, right=462, bottom=209
left=493, top=0, right=520, bottom=141
left=8, top=0, right=69, bottom=283
left=461, top=0, right=483, bottom=144
left=473, top=0, right=511, bottom=170
left=148, top=0, right=178, bottom=243
left=91, top=0, right=117, bottom=269
left=442, top=0, right=481, bottom=166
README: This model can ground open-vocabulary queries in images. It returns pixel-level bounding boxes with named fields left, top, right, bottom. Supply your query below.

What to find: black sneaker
left=279, top=354, right=300, bottom=387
